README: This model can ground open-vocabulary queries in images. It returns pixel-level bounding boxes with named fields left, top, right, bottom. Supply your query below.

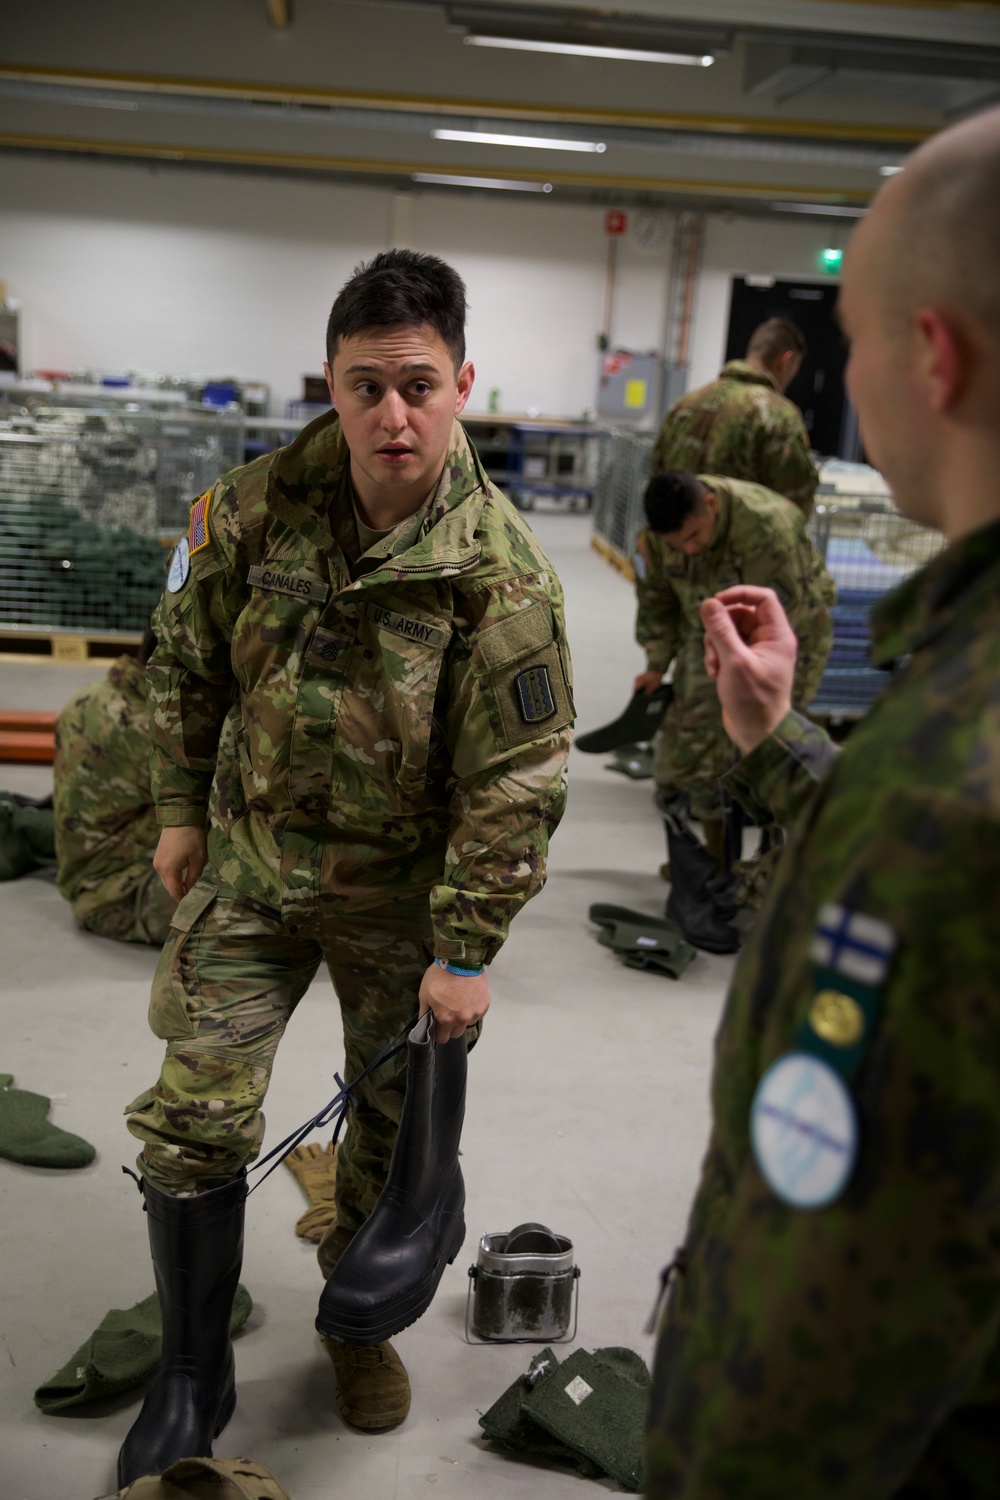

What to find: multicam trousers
left=125, top=878, right=471, bottom=1235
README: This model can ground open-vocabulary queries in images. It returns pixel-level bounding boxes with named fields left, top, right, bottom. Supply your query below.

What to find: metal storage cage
left=590, top=433, right=945, bottom=721
left=0, top=402, right=243, bottom=639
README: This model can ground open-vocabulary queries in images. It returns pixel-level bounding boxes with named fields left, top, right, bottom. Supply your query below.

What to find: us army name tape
left=368, top=604, right=449, bottom=650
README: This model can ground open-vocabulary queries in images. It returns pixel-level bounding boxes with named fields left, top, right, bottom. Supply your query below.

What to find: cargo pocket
left=477, top=603, right=575, bottom=753
left=148, top=879, right=219, bottom=1042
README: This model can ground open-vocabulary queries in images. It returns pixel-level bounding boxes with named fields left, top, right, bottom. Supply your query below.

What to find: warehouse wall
left=0, top=153, right=845, bottom=419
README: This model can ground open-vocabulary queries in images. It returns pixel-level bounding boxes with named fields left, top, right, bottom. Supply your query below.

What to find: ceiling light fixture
left=879, top=164, right=904, bottom=176
left=771, top=201, right=867, bottom=218
left=433, top=128, right=605, bottom=153
left=412, top=172, right=553, bottom=192
left=463, top=35, right=714, bottom=66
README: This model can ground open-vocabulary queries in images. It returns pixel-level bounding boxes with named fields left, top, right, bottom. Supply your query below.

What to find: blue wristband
left=435, top=957, right=485, bottom=978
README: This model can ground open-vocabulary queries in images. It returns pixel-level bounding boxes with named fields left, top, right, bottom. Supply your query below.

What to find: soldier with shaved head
left=645, top=107, right=1000, bottom=1497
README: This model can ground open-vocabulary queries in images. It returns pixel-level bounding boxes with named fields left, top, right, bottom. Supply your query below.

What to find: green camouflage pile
left=0, top=492, right=165, bottom=631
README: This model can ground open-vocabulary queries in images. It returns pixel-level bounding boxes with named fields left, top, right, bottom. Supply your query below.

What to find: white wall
left=0, top=153, right=850, bottom=418
left=0, top=155, right=673, bottom=419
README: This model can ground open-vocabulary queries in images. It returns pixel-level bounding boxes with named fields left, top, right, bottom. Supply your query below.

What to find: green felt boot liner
left=36, top=1284, right=253, bottom=1412
left=0, top=1073, right=96, bottom=1168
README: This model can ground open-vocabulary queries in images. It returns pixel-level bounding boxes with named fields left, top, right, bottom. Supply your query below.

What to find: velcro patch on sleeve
left=188, top=490, right=213, bottom=555
left=476, top=602, right=551, bottom=671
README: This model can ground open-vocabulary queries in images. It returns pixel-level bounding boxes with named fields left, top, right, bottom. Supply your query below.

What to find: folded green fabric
left=480, top=1345, right=650, bottom=1491
left=605, top=745, right=654, bottom=780
left=522, top=1346, right=651, bottom=1493
left=35, top=1284, right=253, bottom=1412
left=0, top=1072, right=96, bottom=1168
left=589, top=907, right=696, bottom=980
left=479, top=1349, right=604, bottom=1479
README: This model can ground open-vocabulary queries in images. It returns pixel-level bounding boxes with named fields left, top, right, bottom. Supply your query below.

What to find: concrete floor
left=0, top=511, right=733, bottom=1500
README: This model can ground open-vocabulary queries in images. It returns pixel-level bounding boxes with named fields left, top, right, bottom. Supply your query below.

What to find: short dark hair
left=644, top=471, right=707, bottom=534
left=326, top=249, right=467, bottom=367
left=746, top=316, right=807, bottom=364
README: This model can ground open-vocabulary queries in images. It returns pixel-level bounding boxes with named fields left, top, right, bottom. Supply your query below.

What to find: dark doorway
left=725, top=276, right=860, bottom=460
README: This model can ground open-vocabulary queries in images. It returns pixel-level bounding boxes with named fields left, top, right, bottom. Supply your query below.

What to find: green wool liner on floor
left=0, top=1073, right=96, bottom=1169
left=479, top=1345, right=650, bottom=1492
left=35, top=1284, right=252, bottom=1413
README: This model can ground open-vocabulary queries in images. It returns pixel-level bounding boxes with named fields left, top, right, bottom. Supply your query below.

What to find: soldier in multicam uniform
left=633, top=471, right=833, bottom=950
left=0, top=631, right=176, bottom=944
left=115, top=250, right=573, bottom=1485
left=645, top=108, right=1000, bottom=1497
left=53, top=631, right=176, bottom=944
left=651, top=318, right=818, bottom=517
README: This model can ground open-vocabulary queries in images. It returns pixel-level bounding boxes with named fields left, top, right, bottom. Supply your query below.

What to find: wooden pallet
left=590, top=532, right=636, bottom=584
left=0, top=627, right=142, bottom=666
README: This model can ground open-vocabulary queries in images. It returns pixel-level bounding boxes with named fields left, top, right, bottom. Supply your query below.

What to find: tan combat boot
left=319, top=1335, right=411, bottom=1432
left=316, top=1219, right=411, bottom=1431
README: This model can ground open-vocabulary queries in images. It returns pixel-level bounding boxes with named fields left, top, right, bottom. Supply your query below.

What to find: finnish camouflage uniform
left=635, top=476, right=834, bottom=821
left=125, top=411, right=573, bottom=1230
left=645, top=518, right=1000, bottom=1497
left=53, top=655, right=176, bottom=944
left=651, top=360, right=818, bottom=517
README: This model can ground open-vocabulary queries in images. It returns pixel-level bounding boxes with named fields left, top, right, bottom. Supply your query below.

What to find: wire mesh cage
left=590, top=434, right=945, bottom=720
left=0, top=403, right=244, bottom=635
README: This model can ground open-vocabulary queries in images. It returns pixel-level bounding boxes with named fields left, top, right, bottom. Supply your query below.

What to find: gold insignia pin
left=809, top=990, right=865, bottom=1047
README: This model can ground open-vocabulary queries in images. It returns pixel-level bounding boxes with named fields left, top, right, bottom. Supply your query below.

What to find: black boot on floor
left=316, top=1013, right=467, bottom=1346
left=662, top=800, right=740, bottom=955
left=117, top=1172, right=247, bottom=1488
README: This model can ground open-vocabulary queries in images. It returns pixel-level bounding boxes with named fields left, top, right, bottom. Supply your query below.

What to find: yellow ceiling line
left=0, top=130, right=875, bottom=203
left=0, top=63, right=929, bottom=146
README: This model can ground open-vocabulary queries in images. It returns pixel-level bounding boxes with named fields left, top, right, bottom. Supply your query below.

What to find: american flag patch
left=809, top=902, right=897, bottom=986
left=188, top=490, right=212, bottom=554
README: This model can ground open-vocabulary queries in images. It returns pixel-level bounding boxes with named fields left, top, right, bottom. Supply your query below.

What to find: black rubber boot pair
left=316, top=1011, right=468, bottom=1345
left=117, top=1173, right=247, bottom=1487
left=661, top=799, right=741, bottom=955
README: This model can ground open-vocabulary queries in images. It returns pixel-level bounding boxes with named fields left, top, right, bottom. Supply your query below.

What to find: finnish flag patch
left=809, top=903, right=897, bottom=986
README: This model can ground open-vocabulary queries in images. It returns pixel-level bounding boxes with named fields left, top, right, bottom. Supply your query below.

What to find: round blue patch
left=750, top=1052, right=858, bottom=1209
left=166, top=536, right=190, bottom=593
left=633, top=550, right=648, bottom=581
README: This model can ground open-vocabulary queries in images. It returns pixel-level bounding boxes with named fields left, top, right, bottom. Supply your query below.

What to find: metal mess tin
left=466, top=1222, right=580, bottom=1344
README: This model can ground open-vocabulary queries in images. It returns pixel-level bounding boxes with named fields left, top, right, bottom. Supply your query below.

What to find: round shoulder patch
left=166, top=536, right=190, bottom=594
left=633, top=550, right=648, bottom=581
left=750, top=1052, right=858, bottom=1209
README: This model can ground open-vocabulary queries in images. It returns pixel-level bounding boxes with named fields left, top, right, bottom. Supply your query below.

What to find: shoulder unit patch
left=188, top=490, right=213, bottom=555
left=515, top=664, right=557, bottom=725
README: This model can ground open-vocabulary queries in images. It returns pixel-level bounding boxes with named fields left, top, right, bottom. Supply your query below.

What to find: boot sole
left=315, top=1218, right=465, bottom=1345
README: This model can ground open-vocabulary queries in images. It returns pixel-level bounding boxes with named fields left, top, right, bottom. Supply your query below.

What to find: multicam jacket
left=54, top=655, right=160, bottom=922
left=645, top=518, right=1000, bottom=1496
left=651, top=360, right=818, bottom=516
left=149, top=412, right=573, bottom=966
left=634, top=476, right=834, bottom=704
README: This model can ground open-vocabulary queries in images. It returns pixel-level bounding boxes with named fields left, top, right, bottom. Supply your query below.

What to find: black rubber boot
left=316, top=1013, right=467, bottom=1345
left=575, top=683, right=673, bottom=753
left=117, top=1173, right=247, bottom=1487
left=662, top=803, right=740, bottom=955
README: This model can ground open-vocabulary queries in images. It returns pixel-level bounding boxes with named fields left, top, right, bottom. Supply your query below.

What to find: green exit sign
left=819, top=247, right=843, bottom=275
